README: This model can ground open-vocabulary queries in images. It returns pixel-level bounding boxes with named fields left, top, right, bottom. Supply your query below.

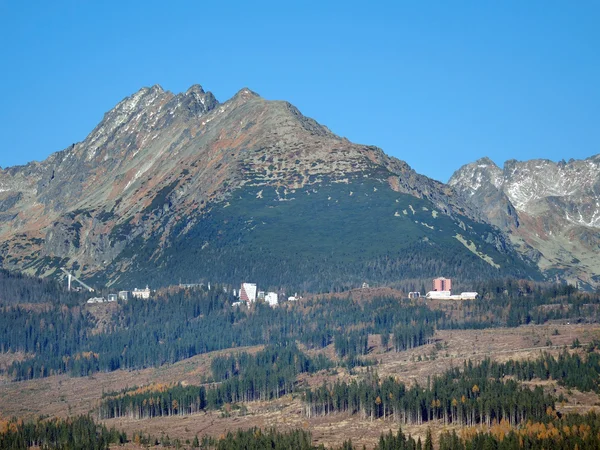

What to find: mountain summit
left=0, top=84, right=538, bottom=290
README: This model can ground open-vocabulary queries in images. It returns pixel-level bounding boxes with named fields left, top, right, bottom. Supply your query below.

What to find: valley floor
left=2, top=322, right=599, bottom=449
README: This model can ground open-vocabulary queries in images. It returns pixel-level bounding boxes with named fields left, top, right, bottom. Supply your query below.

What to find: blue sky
left=0, top=1, right=598, bottom=182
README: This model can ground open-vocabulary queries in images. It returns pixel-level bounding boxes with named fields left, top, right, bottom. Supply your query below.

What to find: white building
left=87, top=297, right=106, bottom=304
left=425, top=290, right=479, bottom=300
left=131, top=286, right=151, bottom=299
left=240, top=283, right=257, bottom=303
left=265, top=292, right=278, bottom=306
left=118, top=291, right=129, bottom=301
left=425, top=290, right=452, bottom=299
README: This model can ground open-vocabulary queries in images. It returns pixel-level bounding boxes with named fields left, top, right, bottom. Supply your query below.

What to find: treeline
left=0, top=268, right=84, bottom=306
left=210, top=427, right=428, bottom=450
left=440, top=411, right=600, bottom=450
left=100, top=349, right=559, bottom=426
left=334, top=330, right=369, bottom=358
left=2, top=271, right=599, bottom=382
left=0, top=415, right=125, bottom=450
left=334, top=323, right=434, bottom=359
left=391, top=323, right=434, bottom=352
left=468, top=350, right=600, bottom=393
left=277, top=296, right=441, bottom=353
left=0, top=304, right=93, bottom=359
left=210, top=343, right=332, bottom=382
left=213, top=428, right=318, bottom=450
left=5, top=287, right=244, bottom=379
left=98, top=343, right=332, bottom=419
left=304, top=360, right=555, bottom=426
left=3, top=287, right=440, bottom=380
left=439, top=279, right=600, bottom=329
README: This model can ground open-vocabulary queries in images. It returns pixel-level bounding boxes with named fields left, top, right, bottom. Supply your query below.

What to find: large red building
left=433, top=277, right=452, bottom=292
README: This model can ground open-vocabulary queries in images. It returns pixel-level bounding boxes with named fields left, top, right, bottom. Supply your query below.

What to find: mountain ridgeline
left=0, top=84, right=541, bottom=290
left=450, top=157, right=600, bottom=290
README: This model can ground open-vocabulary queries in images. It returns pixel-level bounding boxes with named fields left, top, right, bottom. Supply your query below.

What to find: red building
left=433, top=277, right=452, bottom=292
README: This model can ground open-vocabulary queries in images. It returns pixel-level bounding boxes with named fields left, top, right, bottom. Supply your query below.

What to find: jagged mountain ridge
left=0, top=84, right=538, bottom=290
left=450, top=156, right=600, bottom=288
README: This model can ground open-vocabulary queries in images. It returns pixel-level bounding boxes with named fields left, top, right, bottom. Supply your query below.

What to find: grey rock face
left=449, top=158, right=519, bottom=230
left=450, top=155, right=600, bottom=288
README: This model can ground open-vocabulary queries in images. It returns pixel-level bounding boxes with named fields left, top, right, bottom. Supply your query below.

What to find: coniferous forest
left=0, top=415, right=125, bottom=450
left=0, top=273, right=441, bottom=380
left=98, top=343, right=333, bottom=419
left=99, top=352, right=556, bottom=426
left=2, top=269, right=600, bottom=449
left=1, top=271, right=597, bottom=382
left=8, top=413, right=600, bottom=450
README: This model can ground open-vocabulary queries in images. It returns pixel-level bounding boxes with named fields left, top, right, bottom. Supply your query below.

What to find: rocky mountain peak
left=0, top=82, right=544, bottom=290
left=185, top=84, right=206, bottom=95
left=475, top=157, right=499, bottom=168
left=233, top=87, right=260, bottom=100
left=79, top=86, right=171, bottom=160
left=449, top=157, right=503, bottom=193
left=449, top=157, right=518, bottom=231
left=451, top=153, right=600, bottom=288
left=176, top=85, right=218, bottom=118
left=148, top=84, right=165, bottom=94
left=114, top=84, right=167, bottom=114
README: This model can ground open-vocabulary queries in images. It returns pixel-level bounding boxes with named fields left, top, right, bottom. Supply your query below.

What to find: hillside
left=0, top=84, right=539, bottom=290
left=2, top=271, right=600, bottom=449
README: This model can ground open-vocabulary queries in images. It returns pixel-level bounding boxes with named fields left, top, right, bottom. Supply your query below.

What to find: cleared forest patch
left=375, top=323, right=600, bottom=386
left=0, top=345, right=263, bottom=419
left=2, top=324, right=600, bottom=448
left=103, top=395, right=435, bottom=450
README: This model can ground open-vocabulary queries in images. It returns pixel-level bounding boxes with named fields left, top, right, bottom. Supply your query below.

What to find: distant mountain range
left=450, top=156, right=600, bottom=289
left=0, top=84, right=595, bottom=291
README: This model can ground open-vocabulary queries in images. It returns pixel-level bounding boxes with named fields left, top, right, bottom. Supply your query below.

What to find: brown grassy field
left=1, top=323, right=600, bottom=449
left=0, top=345, right=263, bottom=419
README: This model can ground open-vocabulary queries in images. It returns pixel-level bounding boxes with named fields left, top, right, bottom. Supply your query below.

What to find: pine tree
left=424, top=427, right=433, bottom=450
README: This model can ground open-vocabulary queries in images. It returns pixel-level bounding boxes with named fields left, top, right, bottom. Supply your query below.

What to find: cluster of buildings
left=85, top=277, right=479, bottom=307
left=86, top=296, right=116, bottom=304
left=424, top=277, right=479, bottom=300
left=234, top=282, right=280, bottom=307
left=86, top=280, right=287, bottom=307
left=409, top=278, right=478, bottom=300
left=86, top=286, right=150, bottom=304
left=131, top=286, right=151, bottom=299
